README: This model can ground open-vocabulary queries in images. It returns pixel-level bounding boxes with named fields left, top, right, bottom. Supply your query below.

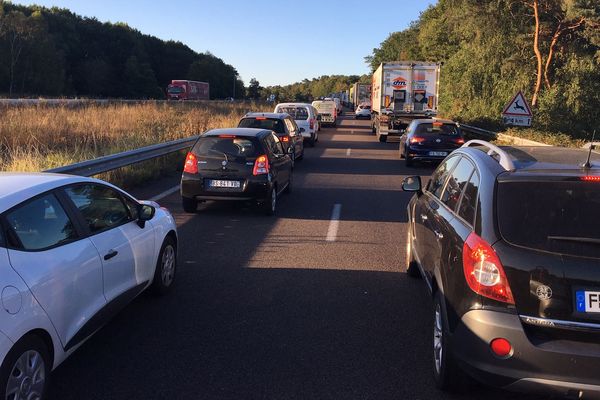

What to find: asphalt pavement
left=47, top=113, right=542, bottom=400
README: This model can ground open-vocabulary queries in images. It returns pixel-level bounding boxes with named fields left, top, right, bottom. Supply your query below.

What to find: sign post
left=502, top=91, right=532, bottom=127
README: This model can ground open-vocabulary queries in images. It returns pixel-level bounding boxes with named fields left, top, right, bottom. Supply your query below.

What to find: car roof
left=503, top=146, right=600, bottom=173
left=0, top=172, right=92, bottom=212
left=203, top=127, right=272, bottom=138
left=243, top=112, right=289, bottom=120
left=275, top=103, right=311, bottom=108
left=413, top=118, right=457, bottom=125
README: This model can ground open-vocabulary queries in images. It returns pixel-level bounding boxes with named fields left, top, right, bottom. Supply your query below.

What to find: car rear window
left=193, top=136, right=259, bottom=159
left=276, top=107, right=309, bottom=120
left=238, top=118, right=285, bottom=134
left=497, top=181, right=600, bottom=258
left=415, top=123, right=460, bottom=136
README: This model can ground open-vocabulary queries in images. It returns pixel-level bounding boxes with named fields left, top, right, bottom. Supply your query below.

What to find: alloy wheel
left=433, top=303, right=444, bottom=375
left=161, top=244, right=175, bottom=287
left=6, top=350, right=45, bottom=400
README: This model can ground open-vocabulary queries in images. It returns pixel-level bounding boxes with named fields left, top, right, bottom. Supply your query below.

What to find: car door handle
left=104, top=250, right=118, bottom=260
left=434, top=231, right=444, bottom=240
left=421, top=214, right=428, bottom=221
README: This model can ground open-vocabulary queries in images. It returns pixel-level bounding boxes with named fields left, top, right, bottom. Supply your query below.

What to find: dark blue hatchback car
left=399, top=119, right=465, bottom=166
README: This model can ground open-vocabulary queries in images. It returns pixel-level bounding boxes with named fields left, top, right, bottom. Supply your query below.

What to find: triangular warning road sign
left=502, top=91, right=532, bottom=117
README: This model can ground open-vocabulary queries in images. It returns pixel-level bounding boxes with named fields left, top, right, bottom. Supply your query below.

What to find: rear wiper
left=209, top=149, right=229, bottom=163
left=548, top=236, right=600, bottom=245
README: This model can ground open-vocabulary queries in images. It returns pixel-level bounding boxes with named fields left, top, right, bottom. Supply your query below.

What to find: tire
left=399, top=143, right=405, bottom=159
left=290, top=151, right=295, bottom=169
left=372, top=123, right=376, bottom=134
left=1, top=335, right=51, bottom=400
left=379, top=134, right=387, bottom=143
left=263, top=187, right=277, bottom=216
left=406, top=154, right=414, bottom=167
left=433, top=291, right=465, bottom=391
left=309, top=135, right=315, bottom=147
left=150, top=236, right=177, bottom=295
left=406, top=228, right=421, bottom=278
left=182, top=197, right=197, bottom=213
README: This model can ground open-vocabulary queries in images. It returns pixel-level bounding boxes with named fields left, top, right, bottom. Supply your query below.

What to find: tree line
left=261, top=74, right=371, bottom=103
left=365, top=0, right=599, bottom=135
left=0, top=2, right=245, bottom=99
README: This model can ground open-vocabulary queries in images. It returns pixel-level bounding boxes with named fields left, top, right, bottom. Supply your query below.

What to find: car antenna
left=581, top=130, right=596, bottom=169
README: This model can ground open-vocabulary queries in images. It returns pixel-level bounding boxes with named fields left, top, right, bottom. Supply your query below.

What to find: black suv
left=402, top=140, right=600, bottom=397
left=238, top=113, right=305, bottom=166
left=180, top=128, right=293, bottom=215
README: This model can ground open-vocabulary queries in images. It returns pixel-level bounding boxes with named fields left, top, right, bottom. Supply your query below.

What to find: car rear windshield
left=415, top=123, right=460, bottom=136
left=238, top=118, right=286, bottom=134
left=277, top=107, right=309, bottom=120
left=497, top=180, right=600, bottom=258
left=362, top=105, right=371, bottom=110
left=193, top=136, right=259, bottom=159
left=167, top=86, right=184, bottom=94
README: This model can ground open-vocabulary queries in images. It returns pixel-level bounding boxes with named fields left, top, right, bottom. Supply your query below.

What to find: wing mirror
left=287, top=146, right=294, bottom=154
left=401, top=176, right=422, bottom=195
left=137, top=204, right=156, bottom=228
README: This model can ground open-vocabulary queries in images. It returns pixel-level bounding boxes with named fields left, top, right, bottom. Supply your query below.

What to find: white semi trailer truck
left=371, top=61, right=441, bottom=142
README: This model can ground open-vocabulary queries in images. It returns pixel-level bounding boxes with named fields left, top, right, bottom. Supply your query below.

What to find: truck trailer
left=349, top=83, right=371, bottom=110
left=166, top=80, right=210, bottom=101
left=371, top=62, right=440, bottom=142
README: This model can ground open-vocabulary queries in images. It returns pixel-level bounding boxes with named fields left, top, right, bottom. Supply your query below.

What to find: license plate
left=209, top=180, right=240, bottom=188
left=429, top=151, right=448, bottom=157
left=576, top=290, right=600, bottom=313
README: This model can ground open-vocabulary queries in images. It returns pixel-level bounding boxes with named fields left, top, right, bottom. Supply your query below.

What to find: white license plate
left=209, top=180, right=240, bottom=188
left=576, top=291, right=600, bottom=313
left=429, top=151, right=448, bottom=157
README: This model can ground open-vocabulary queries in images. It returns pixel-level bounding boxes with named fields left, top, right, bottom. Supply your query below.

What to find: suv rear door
left=192, top=135, right=261, bottom=181
left=493, top=176, right=600, bottom=329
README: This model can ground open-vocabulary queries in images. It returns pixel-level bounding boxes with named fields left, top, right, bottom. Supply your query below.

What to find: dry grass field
left=0, top=101, right=271, bottom=185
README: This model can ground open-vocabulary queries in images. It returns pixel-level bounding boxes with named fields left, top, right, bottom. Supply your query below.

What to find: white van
left=274, top=103, right=319, bottom=146
left=311, top=100, right=337, bottom=127
left=324, top=97, right=342, bottom=116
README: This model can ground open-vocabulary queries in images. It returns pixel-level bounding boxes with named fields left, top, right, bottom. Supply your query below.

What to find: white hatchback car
left=0, top=173, right=177, bottom=400
left=355, top=104, right=371, bottom=119
left=273, top=103, right=319, bottom=147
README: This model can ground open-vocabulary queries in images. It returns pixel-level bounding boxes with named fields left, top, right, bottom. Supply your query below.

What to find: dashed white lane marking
left=346, top=148, right=352, bottom=156
left=326, top=203, right=342, bottom=242
left=150, top=185, right=180, bottom=201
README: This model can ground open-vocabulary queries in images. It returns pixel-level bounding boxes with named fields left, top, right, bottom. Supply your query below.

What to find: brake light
left=218, top=135, right=236, bottom=138
left=255, top=117, right=267, bottom=120
left=463, top=232, right=514, bottom=304
left=410, top=137, right=426, bottom=144
left=454, top=137, right=465, bottom=145
left=581, top=176, right=600, bottom=182
left=183, top=152, right=198, bottom=174
left=309, top=119, right=314, bottom=130
left=281, top=136, right=290, bottom=142
left=253, top=155, right=270, bottom=175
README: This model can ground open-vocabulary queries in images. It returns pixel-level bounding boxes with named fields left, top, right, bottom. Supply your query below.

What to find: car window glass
left=277, top=107, right=309, bottom=120
left=284, top=118, right=295, bottom=134
left=238, top=118, right=286, bottom=134
left=457, top=171, right=479, bottom=225
left=124, top=196, right=139, bottom=220
left=65, top=184, right=131, bottom=233
left=5, top=193, right=77, bottom=251
left=440, top=158, right=475, bottom=212
left=272, top=134, right=284, bottom=155
left=193, top=137, right=258, bottom=159
left=428, top=156, right=460, bottom=198
left=415, top=123, right=460, bottom=136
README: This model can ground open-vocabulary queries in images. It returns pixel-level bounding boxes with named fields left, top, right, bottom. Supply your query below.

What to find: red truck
left=166, top=80, right=209, bottom=100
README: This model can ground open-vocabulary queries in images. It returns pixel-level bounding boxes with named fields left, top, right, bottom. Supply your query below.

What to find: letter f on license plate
left=576, top=290, right=600, bottom=313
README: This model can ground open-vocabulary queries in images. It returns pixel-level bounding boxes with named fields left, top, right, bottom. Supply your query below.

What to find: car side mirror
left=402, top=176, right=422, bottom=194
left=299, top=127, right=305, bottom=133
left=287, top=146, right=294, bottom=154
left=137, top=204, right=156, bottom=228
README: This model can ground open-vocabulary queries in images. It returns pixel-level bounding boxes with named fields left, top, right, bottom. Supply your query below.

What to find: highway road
left=47, top=113, right=543, bottom=400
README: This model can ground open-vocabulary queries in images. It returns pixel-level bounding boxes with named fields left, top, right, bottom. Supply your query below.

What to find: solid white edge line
left=150, top=185, right=180, bottom=202
left=326, top=203, right=342, bottom=242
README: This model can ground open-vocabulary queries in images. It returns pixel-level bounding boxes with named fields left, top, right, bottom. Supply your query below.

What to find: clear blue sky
left=13, top=0, right=437, bottom=86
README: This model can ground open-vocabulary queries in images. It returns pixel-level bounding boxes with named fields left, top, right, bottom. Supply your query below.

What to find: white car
left=355, top=104, right=372, bottom=119
left=0, top=173, right=177, bottom=399
left=273, top=103, right=319, bottom=146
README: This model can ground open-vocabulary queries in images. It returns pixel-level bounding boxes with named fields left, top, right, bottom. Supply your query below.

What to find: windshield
left=167, top=86, right=185, bottom=94
left=238, top=118, right=286, bottom=134
left=192, top=136, right=259, bottom=159
left=415, top=123, right=460, bottom=136
left=497, top=180, right=600, bottom=258
left=276, top=107, right=309, bottom=120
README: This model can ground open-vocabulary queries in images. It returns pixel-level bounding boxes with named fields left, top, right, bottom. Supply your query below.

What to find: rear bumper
left=181, top=173, right=272, bottom=202
left=406, top=146, right=457, bottom=161
left=452, top=310, right=600, bottom=397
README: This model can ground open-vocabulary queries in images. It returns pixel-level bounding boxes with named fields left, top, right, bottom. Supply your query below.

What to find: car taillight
left=410, top=137, right=426, bottom=144
left=454, top=137, right=465, bottom=145
left=281, top=136, right=290, bottom=142
left=581, top=176, right=600, bottom=182
left=183, top=152, right=198, bottom=174
left=463, top=232, right=515, bottom=304
left=253, top=155, right=270, bottom=175
left=309, top=119, right=314, bottom=129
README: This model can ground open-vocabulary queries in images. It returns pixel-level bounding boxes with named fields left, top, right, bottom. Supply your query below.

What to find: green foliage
left=264, top=74, right=370, bottom=103
left=246, top=78, right=262, bottom=100
left=365, top=0, right=599, bottom=136
left=0, top=3, right=244, bottom=99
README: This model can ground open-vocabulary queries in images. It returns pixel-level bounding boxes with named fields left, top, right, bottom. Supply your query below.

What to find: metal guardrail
left=45, top=136, right=199, bottom=177
left=459, top=123, right=550, bottom=146
left=458, top=123, right=497, bottom=139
